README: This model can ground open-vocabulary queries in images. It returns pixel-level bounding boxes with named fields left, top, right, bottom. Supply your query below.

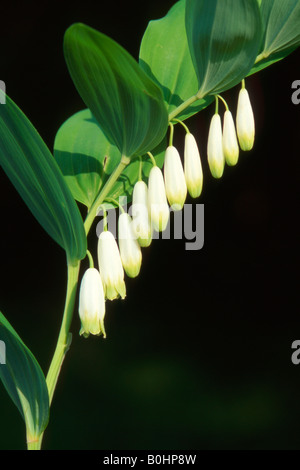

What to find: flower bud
left=97, top=230, right=126, bottom=300
left=118, top=212, right=142, bottom=278
left=79, top=268, right=106, bottom=338
left=207, top=113, right=225, bottom=179
left=148, top=165, right=169, bottom=232
left=131, top=181, right=152, bottom=247
left=236, top=88, right=255, bottom=151
left=223, top=110, right=239, bottom=166
left=184, top=133, right=203, bottom=198
left=164, top=145, right=187, bottom=210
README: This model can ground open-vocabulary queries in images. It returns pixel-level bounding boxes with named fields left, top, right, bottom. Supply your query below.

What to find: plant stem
left=27, top=439, right=41, bottom=451
left=172, top=118, right=190, bottom=134
left=34, top=155, right=130, bottom=450
left=104, top=197, right=125, bottom=213
left=216, top=94, right=229, bottom=111
left=86, top=250, right=94, bottom=268
left=254, top=52, right=269, bottom=64
left=168, top=94, right=199, bottom=121
left=215, top=95, right=219, bottom=114
left=138, top=156, right=143, bottom=181
left=84, top=155, right=130, bottom=234
left=147, top=151, right=157, bottom=167
left=34, top=259, right=80, bottom=450
left=46, top=260, right=80, bottom=404
left=100, top=206, right=108, bottom=231
left=168, top=122, right=174, bottom=146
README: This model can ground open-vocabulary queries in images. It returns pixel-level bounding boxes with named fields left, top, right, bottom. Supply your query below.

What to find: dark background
left=0, top=0, right=299, bottom=450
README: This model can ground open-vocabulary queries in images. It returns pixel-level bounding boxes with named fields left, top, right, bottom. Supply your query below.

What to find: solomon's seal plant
left=0, top=0, right=299, bottom=450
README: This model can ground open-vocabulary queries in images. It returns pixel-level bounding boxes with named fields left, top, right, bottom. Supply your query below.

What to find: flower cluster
left=208, top=85, right=255, bottom=178
left=78, top=83, right=255, bottom=338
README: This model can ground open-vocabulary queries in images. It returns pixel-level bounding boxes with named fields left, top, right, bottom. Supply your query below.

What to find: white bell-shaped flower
left=97, top=230, right=126, bottom=300
left=236, top=87, right=255, bottom=151
left=164, top=145, right=187, bottom=210
left=131, top=180, right=152, bottom=247
left=148, top=165, right=169, bottom=232
left=184, top=133, right=203, bottom=198
left=223, top=110, right=239, bottom=166
left=118, top=212, right=142, bottom=278
left=79, top=268, right=106, bottom=338
left=207, top=113, right=225, bottom=179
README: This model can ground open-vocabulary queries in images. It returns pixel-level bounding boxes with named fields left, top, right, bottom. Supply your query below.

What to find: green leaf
left=185, top=0, right=262, bottom=97
left=0, top=311, right=49, bottom=443
left=249, top=0, right=300, bottom=75
left=54, top=108, right=166, bottom=210
left=54, top=108, right=122, bottom=210
left=64, top=23, right=169, bottom=158
left=0, top=91, right=87, bottom=262
left=139, top=0, right=213, bottom=121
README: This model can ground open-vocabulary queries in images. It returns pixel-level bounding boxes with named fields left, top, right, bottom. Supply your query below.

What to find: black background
left=0, top=0, right=299, bottom=450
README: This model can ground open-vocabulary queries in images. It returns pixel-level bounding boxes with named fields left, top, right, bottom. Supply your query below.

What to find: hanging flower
left=207, top=113, right=225, bottom=178
left=118, top=212, right=142, bottom=278
left=148, top=165, right=169, bottom=232
left=97, top=230, right=126, bottom=300
left=164, top=145, right=187, bottom=210
left=223, top=110, right=239, bottom=166
left=131, top=180, right=152, bottom=247
left=78, top=268, right=106, bottom=338
left=236, top=87, right=255, bottom=151
left=184, top=133, right=203, bottom=198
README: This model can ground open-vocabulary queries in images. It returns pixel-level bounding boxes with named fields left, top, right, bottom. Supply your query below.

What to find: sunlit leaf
left=54, top=108, right=166, bottom=210
left=0, top=311, right=49, bottom=443
left=185, top=0, right=262, bottom=97
left=139, top=0, right=213, bottom=121
left=250, top=0, right=300, bottom=75
left=0, top=91, right=87, bottom=262
left=64, top=23, right=169, bottom=158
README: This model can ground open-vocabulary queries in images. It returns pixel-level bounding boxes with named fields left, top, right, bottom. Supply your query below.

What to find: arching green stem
left=172, top=118, right=190, bottom=134
left=99, top=205, right=108, bottom=231
left=169, top=122, right=174, bottom=146
left=34, top=257, right=81, bottom=450
left=216, top=94, right=229, bottom=111
left=86, top=250, right=94, bottom=268
left=147, top=151, right=157, bottom=167
left=84, top=155, right=130, bottom=235
left=168, top=94, right=199, bottom=121
left=138, top=156, right=143, bottom=181
left=104, top=197, right=125, bottom=214
left=215, top=95, right=219, bottom=114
